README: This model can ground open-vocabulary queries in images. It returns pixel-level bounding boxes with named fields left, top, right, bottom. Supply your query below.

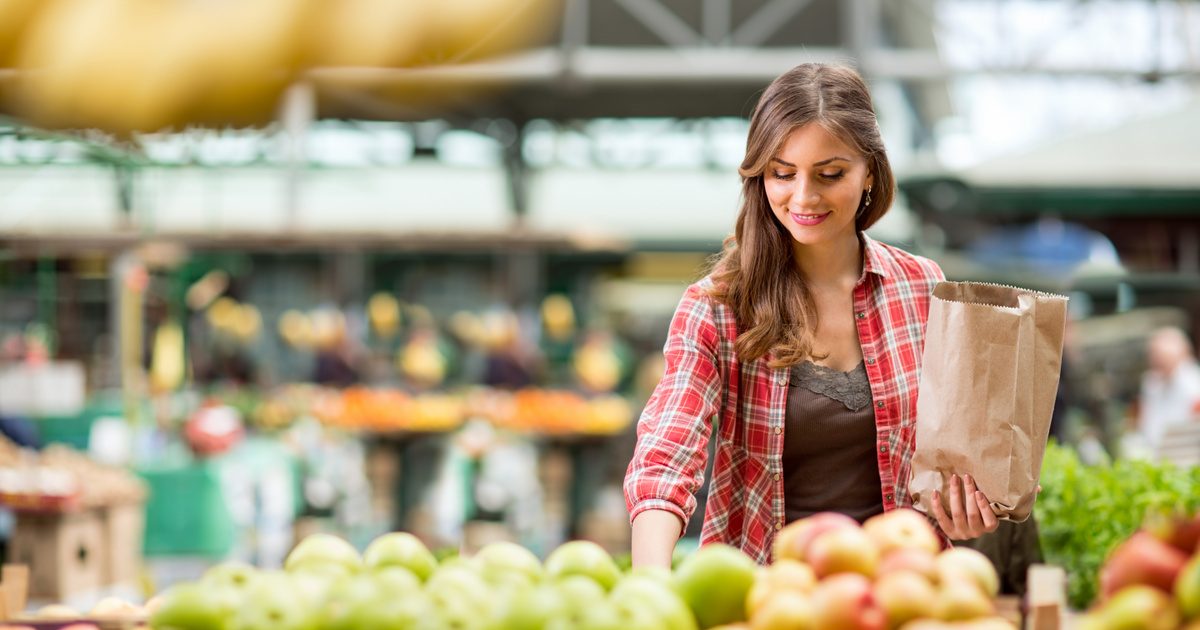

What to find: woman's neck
left=791, top=230, right=864, bottom=288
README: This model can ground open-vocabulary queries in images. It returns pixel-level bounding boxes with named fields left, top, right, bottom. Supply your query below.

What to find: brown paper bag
left=909, top=281, right=1068, bottom=522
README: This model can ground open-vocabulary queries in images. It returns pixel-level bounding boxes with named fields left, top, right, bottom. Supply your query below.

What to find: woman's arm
left=631, top=509, right=685, bottom=569
left=624, top=284, right=724, bottom=561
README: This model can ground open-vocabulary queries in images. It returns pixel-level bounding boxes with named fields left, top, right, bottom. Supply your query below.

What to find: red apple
left=749, top=590, right=815, bottom=630
left=806, top=528, right=880, bottom=579
left=745, top=560, right=817, bottom=618
left=1098, top=585, right=1181, bottom=630
left=1100, top=531, right=1189, bottom=599
left=1146, top=511, right=1200, bottom=555
left=809, top=574, right=886, bottom=630
left=863, top=509, right=940, bottom=557
left=878, top=549, right=939, bottom=584
left=935, top=548, right=1000, bottom=598
left=873, top=570, right=938, bottom=629
left=935, top=582, right=995, bottom=621
left=774, top=513, right=860, bottom=563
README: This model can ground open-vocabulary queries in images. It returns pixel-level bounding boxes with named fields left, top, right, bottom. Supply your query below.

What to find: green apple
left=149, top=583, right=229, bottom=630
left=202, top=561, right=259, bottom=592
left=574, top=599, right=624, bottom=630
left=474, top=541, right=544, bottom=585
left=364, top=532, right=438, bottom=582
left=629, top=565, right=674, bottom=587
left=229, top=572, right=316, bottom=630
left=375, top=566, right=422, bottom=594
left=556, top=575, right=607, bottom=608
left=495, top=583, right=570, bottom=630
left=426, top=565, right=496, bottom=624
left=322, top=573, right=436, bottom=630
left=611, top=575, right=698, bottom=630
left=673, top=544, right=757, bottom=629
left=612, top=594, right=671, bottom=630
left=285, top=533, right=362, bottom=575
left=544, top=541, right=621, bottom=591
left=1175, top=553, right=1200, bottom=619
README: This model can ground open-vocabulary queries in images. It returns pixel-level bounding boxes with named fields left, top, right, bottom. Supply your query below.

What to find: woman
left=623, top=63, right=999, bottom=568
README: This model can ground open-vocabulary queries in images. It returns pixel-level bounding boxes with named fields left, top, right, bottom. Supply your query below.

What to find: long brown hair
left=707, top=63, right=894, bottom=368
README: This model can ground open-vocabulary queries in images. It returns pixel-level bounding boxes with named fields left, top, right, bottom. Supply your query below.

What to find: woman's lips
left=790, top=212, right=830, bottom=226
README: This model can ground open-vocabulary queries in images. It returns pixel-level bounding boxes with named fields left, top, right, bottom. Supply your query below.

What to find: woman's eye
left=821, top=171, right=845, bottom=180
left=771, top=171, right=795, bottom=180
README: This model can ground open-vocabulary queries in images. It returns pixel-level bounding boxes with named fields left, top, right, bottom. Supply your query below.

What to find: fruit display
left=312, top=387, right=466, bottom=433
left=467, top=388, right=634, bottom=436
left=1036, top=442, right=1200, bottom=608
left=148, top=531, right=689, bottom=630
left=1073, top=510, right=1200, bottom=629
left=141, top=509, right=1015, bottom=630
left=0, top=439, right=147, bottom=511
left=758, top=509, right=1016, bottom=630
left=1, top=596, right=150, bottom=628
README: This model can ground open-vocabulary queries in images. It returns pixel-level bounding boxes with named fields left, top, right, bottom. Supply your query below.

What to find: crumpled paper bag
left=910, top=281, right=1068, bottom=522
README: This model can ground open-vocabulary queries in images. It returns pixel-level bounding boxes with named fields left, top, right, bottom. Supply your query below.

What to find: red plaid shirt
left=624, top=234, right=946, bottom=564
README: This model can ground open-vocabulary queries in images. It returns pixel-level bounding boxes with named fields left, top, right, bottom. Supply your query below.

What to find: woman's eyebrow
left=770, top=156, right=850, bottom=167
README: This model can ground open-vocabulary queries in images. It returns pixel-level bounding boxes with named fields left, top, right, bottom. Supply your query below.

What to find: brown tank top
left=783, top=360, right=884, bottom=524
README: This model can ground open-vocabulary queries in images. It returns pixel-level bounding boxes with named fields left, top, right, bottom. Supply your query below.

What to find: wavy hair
left=707, top=63, right=894, bottom=368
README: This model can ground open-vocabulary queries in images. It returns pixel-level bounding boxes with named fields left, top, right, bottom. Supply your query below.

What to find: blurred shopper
left=313, top=332, right=360, bottom=388
left=1136, top=326, right=1200, bottom=451
left=625, top=64, right=999, bottom=569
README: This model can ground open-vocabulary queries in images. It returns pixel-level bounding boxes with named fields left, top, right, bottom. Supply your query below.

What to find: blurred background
left=0, top=0, right=1198, bottom=612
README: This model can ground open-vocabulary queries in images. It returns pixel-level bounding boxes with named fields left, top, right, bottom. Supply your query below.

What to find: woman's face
left=763, top=123, right=873, bottom=247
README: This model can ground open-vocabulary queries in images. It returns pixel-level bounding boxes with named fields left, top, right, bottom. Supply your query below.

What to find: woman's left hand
left=931, top=474, right=999, bottom=540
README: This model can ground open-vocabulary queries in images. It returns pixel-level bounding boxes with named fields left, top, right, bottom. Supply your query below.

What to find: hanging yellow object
left=574, top=342, right=621, bottom=393
left=150, top=321, right=185, bottom=392
left=541, top=294, right=575, bottom=341
left=367, top=292, right=401, bottom=339
left=206, top=297, right=240, bottom=333
left=398, top=334, right=446, bottom=387
left=232, top=305, right=262, bottom=343
left=278, top=310, right=313, bottom=349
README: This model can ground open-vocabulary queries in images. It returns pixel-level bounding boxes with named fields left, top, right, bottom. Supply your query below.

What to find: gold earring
left=864, top=187, right=872, bottom=207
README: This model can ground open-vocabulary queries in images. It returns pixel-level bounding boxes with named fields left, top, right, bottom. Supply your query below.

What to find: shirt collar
left=859, top=232, right=890, bottom=279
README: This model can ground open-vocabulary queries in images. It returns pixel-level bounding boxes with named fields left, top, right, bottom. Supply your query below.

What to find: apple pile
left=726, top=509, right=1015, bottom=630
left=1075, top=511, right=1200, bottom=630
left=150, top=531, right=702, bottom=630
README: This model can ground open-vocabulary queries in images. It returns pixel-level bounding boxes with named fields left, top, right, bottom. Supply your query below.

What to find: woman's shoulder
left=864, top=235, right=946, bottom=285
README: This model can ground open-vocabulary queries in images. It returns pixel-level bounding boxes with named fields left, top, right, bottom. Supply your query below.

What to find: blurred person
left=481, top=310, right=536, bottom=390
left=0, top=333, right=40, bottom=448
left=625, top=64, right=1000, bottom=569
left=1136, top=326, right=1200, bottom=451
left=313, top=333, right=360, bottom=388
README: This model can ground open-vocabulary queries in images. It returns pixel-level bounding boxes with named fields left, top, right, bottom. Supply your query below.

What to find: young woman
left=624, top=63, right=999, bottom=568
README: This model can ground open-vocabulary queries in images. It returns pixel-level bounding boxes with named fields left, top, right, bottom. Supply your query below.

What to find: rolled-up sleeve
left=624, top=283, right=724, bottom=531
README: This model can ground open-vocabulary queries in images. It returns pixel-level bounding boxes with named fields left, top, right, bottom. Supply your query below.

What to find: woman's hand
left=931, top=474, right=999, bottom=540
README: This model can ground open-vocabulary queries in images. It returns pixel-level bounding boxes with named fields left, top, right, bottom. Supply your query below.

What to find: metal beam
left=611, top=0, right=702, bottom=48
left=307, top=46, right=1200, bottom=86
left=703, top=0, right=733, bottom=46
left=730, top=0, right=815, bottom=47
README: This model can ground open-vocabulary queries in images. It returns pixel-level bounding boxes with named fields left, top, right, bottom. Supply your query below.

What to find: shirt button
left=876, top=400, right=885, bottom=409
left=866, top=357, right=876, bottom=365
left=773, top=473, right=781, bottom=481
left=885, top=493, right=894, bottom=502
left=856, top=311, right=867, bottom=319
left=775, top=521, right=783, bottom=531
left=774, top=426, right=782, bottom=435
left=879, top=444, right=888, bottom=454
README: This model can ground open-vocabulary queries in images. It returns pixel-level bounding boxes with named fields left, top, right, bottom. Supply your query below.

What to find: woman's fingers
left=931, top=489, right=956, bottom=538
left=963, top=474, right=984, bottom=533
left=948, top=474, right=967, bottom=533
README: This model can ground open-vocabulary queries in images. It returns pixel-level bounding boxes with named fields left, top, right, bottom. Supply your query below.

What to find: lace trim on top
left=790, top=360, right=872, bottom=412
